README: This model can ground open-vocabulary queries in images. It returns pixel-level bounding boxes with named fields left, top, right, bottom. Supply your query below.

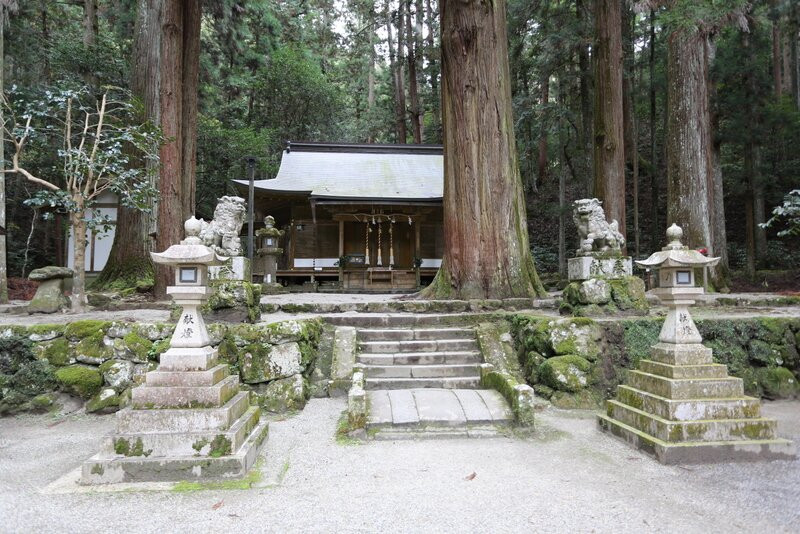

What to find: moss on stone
left=73, top=331, right=111, bottom=364
left=26, top=324, right=66, bottom=338
left=122, top=332, right=153, bottom=362
left=36, top=337, right=72, bottom=366
left=549, top=389, right=603, bottom=409
left=608, top=276, right=647, bottom=311
left=64, top=320, right=111, bottom=341
left=148, top=338, right=170, bottom=361
left=86, top=389, right=122, bottom=414
left=55, top=364, right=103, bottom=398
left=539, top=355, right=593, bottom=393
left=208, top=435, right=232, bottom=458
left=757, top=367, right=799, bottom=399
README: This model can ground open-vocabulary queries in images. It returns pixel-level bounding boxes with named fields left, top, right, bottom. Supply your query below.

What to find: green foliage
left=55, top=364, right=103, bottom=398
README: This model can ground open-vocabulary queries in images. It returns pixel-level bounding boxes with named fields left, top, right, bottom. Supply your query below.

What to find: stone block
left=131, top=374, right=239, bottom=409
left=159, top=346, right=218, bottom=372
left=116, top=391, right=250, bottom=433
left=209, top=256, right=251, bottom=281
left=568, top=256, right=632, bottom=281
left=27, top=279, right=71, bottom=314
left=578, top=279, right=611, bottom=304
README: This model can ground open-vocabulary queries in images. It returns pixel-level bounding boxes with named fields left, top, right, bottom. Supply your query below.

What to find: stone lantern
left=256, top=215, right=284, bottom=293
left=80, top=216, right=268, bottom=484
left=151, top=216, right=224, bottom=349
left=634, top=223, right=719, bottom=346
left=598, top=223, right=794, bottom=464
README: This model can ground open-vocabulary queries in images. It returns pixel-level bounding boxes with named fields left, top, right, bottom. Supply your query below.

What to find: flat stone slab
left=367, top=389, right=512, bottom=429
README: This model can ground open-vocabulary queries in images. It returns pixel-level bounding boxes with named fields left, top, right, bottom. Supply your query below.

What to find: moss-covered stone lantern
left=256, top=215, right=284, bottom=292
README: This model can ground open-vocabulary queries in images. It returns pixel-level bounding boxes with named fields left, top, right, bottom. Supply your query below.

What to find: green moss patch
left=55, top=365, right=103, bottom=398
left=64, top=320, right=111, bottom=341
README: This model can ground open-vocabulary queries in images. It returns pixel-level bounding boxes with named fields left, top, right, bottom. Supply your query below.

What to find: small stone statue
left=199, top=196, right=247, bottom=257
left=573, top=198, right=626, bottom=256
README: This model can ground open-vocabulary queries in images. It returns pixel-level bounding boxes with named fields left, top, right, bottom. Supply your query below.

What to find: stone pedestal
left=27, top=266, right=73, bottom=314
left=209, top=256, right=251, bottom=281
left=567, top=256, right=632, bottom=281
left=598, top=284, right=795, bottom=463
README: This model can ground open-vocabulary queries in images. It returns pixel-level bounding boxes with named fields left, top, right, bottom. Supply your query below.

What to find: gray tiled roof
left=234, top=148, right=443, bottom=201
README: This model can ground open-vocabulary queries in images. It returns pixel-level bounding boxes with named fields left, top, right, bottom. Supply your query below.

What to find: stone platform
left=598, top=341, right=796, bottom=464
left=568, top=256, right=632, bottom=281
left=366, top=388, right=513, bottom=439
left=81, top=344, right=268, bottom=484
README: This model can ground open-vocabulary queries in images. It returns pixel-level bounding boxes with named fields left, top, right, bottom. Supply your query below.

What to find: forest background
left=2, top=0, right=799, bottom=294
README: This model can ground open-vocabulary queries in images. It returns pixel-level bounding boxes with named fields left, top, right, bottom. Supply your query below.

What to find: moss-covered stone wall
left=0, top=318, right=323, bottom=416
left=510, top=314, right=800, bottom=409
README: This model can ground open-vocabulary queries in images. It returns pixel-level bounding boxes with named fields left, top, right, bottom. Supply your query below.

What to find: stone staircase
left=336, top=315, right=515, bottom=438
left=357, top=327, right=482, bottom=390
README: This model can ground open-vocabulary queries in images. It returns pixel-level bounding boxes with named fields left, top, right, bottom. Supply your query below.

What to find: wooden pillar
left=414, top=219, right=421, bottom=259
left=338, top=219, right=344, bottom=286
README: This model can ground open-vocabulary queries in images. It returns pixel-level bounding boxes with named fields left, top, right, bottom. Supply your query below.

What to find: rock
left=264, top=320, right=306, bottom=344
left=74, top=332, right=113, bottom=365
left=27, top=325, right=64, bottom=342
left=748, top=339, right=782, bottom=366
left=609, top=276, right=647, bottom=311
left=757, top=367, right=799, bottom=399
left=100, top=359, right=135, bottom=390
left=107, top=322, right=134, bottom=339
left=85, top=388, right=122, bottom=414
left=86, top=293, right=113, bottom=308
left=35, top=338, right=74, bottom=366
left=547, top=318, right=602, bottom=360
left=28, top=266, right=73, bottom=281
left=578, top=279, right=611, bottom=304
left=27, top=279, right=70, bottom=314
left=119, top=332, right=153, bottom=363
left=253, top=374, right=308, bottom=413
left=205, top=280, right=261, bottom=323
left=308, top=367, right=329, bottom=398
left=55, top=364, right=103, bottom=399
left=238, top=342, right=302, bottom=384
left=549, top=389, right=602, bottom=409
left=539, top=355, right=592, bottom=393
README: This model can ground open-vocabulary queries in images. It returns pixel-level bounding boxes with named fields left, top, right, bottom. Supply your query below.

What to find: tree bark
left=95, top=0, right=161, bottom=290
left=666, top=29, right=723, bottom=287
left=622, top=3, right=639, bottom=256
left=181, top=0, right=200, bottom=220
left=0, top=6, right=7, bottom=303
left=773, top=21, right=782, bottom=99
left=649, top=9, right=659, bottom=251
left=537, top=74, right=549, bottom=186
left=70, top=210, right=87, bottom=311
left=592, top=0, right=626, bottom=237
left=707, top=39, right=729, bottom=286
left=421, top=0, right=545, bottom=299
left=405, top=0, right=422, bottom=143
left=155, top=0, right=184, bottom=297
left=386, top=0, right=407, bottom=143
left=576, top=0, right=592, bottom=193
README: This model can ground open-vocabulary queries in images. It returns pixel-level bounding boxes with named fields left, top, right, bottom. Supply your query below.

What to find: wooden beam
left=338, top=220, right=344, bottom=257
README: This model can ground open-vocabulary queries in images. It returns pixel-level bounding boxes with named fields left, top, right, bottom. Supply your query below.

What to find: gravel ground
left=0, top=399, right=797, bottom=533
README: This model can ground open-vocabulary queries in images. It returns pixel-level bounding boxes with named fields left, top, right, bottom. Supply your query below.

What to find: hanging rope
left=376, top=222, right=383, bottom=266
left=389, top=220, right=394, bottom=267
left=364, top=221, right=370, bottom=266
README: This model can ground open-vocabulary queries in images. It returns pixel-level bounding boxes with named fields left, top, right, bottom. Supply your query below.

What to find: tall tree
left=593, top=0, right=626, bottom=237
left=0, top=0, right=18, bottom=304
left=421, top=0, right=545, bottom=299
left=643, top=0, right=747, bottom=288
left=94, top=0, right=161, bottom=290
left=386, top=0, right=407, bottom=143
left=155, top=0, right=200, bottom=297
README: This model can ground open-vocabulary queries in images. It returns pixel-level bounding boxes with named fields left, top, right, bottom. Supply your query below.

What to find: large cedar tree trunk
left=155, top=0, right=185, bottom=296
left=666, top=29, right=725, bottom=287
left=592, top=0, right=626, bottom=237
left=95, top=0, right=161, bottom=290
left=420, top=0, right=545, bottom=299
left=181, top=0, right=200, bottom=220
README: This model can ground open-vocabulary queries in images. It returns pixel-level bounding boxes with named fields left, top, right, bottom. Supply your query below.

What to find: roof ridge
left=286, top=141, right=443, bottom=155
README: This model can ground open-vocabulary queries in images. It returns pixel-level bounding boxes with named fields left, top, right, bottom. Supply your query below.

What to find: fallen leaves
left=212, top=500, right=224, bottom=510
left=464, top=472, right=476, bottom=481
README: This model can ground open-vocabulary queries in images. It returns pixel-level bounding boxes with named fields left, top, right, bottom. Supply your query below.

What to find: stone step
left=326, top=314, right=471, bottom=328
left=616, top=385, right=762, bottom=421
left=145, top=364, right=229, bottom=387
left=638, top=360, right=729, bottom=380
left=358, top=339, right=478, bottom=354
left=81, top=419, right=269, bottom=484
left=131, top=375, right=240, bottom=409
left=117, top=392, right=250, bottom=433
left=648, top=343, right=714, bottom=366
left=627, top=370, right=744, bottom=400
left=362, top=364, right=481, bottom=379
left=357, top=328, right=475, bottom=342
left=159, top=346, right=218, bottom=372
left=597, top=414, right=796, bottom=464
left=368, top=425, right=504, bottom=440
left=364, top=376, right=482, bottom=390
left=606, top=400, right=778, bottom=443
left=357, top=351, right=482, bottom=366
left=366, top=389, right=513, bottom=428
left=103, top=406, right=262, bottom=459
